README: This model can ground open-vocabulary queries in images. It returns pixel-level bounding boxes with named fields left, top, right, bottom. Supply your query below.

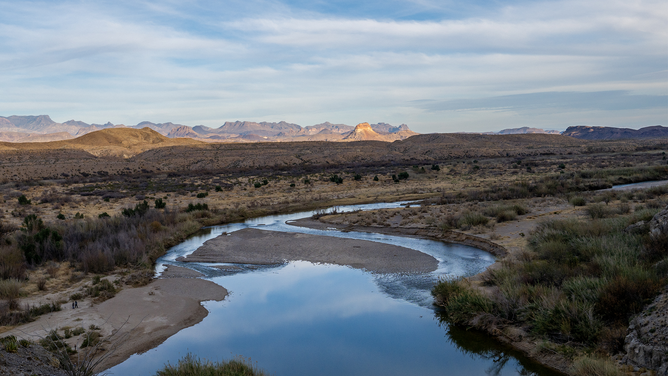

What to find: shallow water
left=108, top=202, right=562, bottom=376
left=609, top=179, right=668, bottom=191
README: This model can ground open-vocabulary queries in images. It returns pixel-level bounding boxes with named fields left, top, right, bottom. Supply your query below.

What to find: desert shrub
left=458, top=211, right=488, bottom=228
left=18, top=195, right=31, bottom=205
left=0, top=279, right=22, bottom=310
left=86, top=278, right=116, bottom=300
left=431, top=278, right=495, bottom=324
left=253, top=182, right=262, bottom=188
left=155, top=198, right=166, bottom=209
left=373, top=175, right=379, bottom=181
left=186, top=203, right=209, bottom=212
left=354, top=173, right=362, bottom=181
left=56, top=213, right=66, bottom=220
left=37, top=278, right=47, bottom=291
left=29, top=302, right=61, bottom=316
left=98, top=212, right=110, bottom=218
left=74, top=212, right=84, bottom=219
left=156, top=353, right=268, bottom=376
left=0, top=247, right=26, bottom=280
left=17, top=215, right=64, bottom=265
left=495, top=210, right=517, bottom=222
left=431, top=164, right=440, bottom=171
left=1, top=335, right=18, bottom=353
left=586, top=203, right=610, bottom=219
left=329, top=174, right=343, bottom=184
left=70, top=293, right=83, bottom=301
left=215, top=185, right=223, bottom=192
left=196, top=192, right=208, bottom=198
left=150, top=221, right=163, bottom=232
left=397, top=171, right=409, bottom=180
left=81, top=331, right=101, bottom=348
left=81, top=250, right=114, bottom=274
left=595, top=273, right=663, bottom=324
left=570, top=196, right=586, bottom=206
left=571, top=356, right=623, bottom=376
left=122, top=200, right=150, bottom=217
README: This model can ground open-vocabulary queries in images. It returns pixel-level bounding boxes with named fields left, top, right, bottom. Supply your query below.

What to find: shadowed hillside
left=1, top=132, right=667, bottom=181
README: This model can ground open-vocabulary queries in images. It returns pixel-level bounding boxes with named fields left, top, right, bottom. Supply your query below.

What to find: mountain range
left=0, top=115, right=666, bottom=143
left=0, top=115, right=417, bottom=143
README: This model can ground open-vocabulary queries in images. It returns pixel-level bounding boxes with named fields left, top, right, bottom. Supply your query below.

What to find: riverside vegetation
left=0, top=138, right=666, bottom=375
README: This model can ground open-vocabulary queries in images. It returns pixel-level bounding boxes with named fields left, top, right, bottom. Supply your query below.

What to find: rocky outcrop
left=622, top=205, right=668, bottom=375
left=622, top=286, right=668, bottom=375
left=649, top=205, right=668, bottom=239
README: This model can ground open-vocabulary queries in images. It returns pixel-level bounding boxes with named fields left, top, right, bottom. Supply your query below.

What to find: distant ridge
left=0, top=115, right=417, bottom=143
left=562, top=125, right=668, bottom=140
left=0, top=127, right=203, bottom=157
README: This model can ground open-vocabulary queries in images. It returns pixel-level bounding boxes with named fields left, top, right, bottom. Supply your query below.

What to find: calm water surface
left=108, top=202, right=562, bottom=376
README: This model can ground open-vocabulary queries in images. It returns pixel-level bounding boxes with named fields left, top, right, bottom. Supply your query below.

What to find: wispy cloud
left=0, top=0, right=665, bottom=131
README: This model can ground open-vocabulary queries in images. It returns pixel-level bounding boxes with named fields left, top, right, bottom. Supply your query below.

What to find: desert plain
left=0, top=128, right=667, bottom=375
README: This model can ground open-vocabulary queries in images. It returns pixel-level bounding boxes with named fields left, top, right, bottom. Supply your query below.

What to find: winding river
left=108, top=202, right=563, bottom=376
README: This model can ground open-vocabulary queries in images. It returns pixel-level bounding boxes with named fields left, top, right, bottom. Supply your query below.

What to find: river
left=108, top=202, right=562, bottom=376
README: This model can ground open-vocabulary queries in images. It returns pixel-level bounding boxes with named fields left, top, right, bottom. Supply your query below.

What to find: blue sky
left=0, top=0, right=666, bottom=133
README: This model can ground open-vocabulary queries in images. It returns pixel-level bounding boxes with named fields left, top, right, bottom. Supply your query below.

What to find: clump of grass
left=0, top=279, right=22, bottom=310
left=156, top=353, right=269, bottom=376
left=81, top=331, right=101, bottom=348
left=458, top=211, right=489, bottom=229
left=586, top=203, right=610, bottom=219
left=570, top=196, right=586, bottom=206
left=431, top=278, right=495, bottom=325
left=1, top=335, right=18, bottom=353
left=571, top=356, right=623, bottom=376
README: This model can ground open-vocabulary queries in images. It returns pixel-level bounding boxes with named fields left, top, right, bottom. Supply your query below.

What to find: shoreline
left=4, top=276, right=227, bottom=371
left=289, top=213, right=576, bottom=375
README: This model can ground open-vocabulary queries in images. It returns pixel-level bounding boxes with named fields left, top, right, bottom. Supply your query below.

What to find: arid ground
left=0, top=130, right=667, bottom=375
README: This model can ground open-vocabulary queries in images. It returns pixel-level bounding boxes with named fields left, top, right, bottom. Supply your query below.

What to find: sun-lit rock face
left=343, top=122, right=385, bottom=141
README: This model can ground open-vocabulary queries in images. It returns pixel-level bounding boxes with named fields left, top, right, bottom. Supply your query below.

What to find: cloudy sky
left=0, top=0, right=666, bottom=133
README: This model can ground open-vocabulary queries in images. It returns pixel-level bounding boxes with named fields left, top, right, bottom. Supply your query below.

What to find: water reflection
left=108, top=202, right=559, bottom=376
left=438, top=317, right=565, bottom=376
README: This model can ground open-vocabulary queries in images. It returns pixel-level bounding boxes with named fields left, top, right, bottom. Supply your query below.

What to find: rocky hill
left=562, top=125, right=668, bottom=140
left=343, top=123, right=385, bottom=141
left=0, top=127, right=203, bottom=157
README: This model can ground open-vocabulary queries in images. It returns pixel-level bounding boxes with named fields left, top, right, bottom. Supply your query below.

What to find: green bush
left=329, top=175, right=343, bottom=184
left=431, top=164, right=440, bottom=171
left=354, top=173, right=362, bottom=181
left=398, top=171, right=409, bottom=180
left=18, top=195, right=31, bottom=205
left=98, top=212, right=110, bottom=218
left=122, top=201, right=150, bottom=217
left=186, top=203, right=209, bottom=212
left=155, top=198, right=166, bottom=209
left=196, top=192, right=208, bottom=199
left=56, top=213, right=65, bottom=220
left=215, top=185, right=223, bottom=192
left=156, top=353, right=268, bottom=376
left=254, top=182, right=262, bottom=188
left=373, top=175, right=379, bottom=181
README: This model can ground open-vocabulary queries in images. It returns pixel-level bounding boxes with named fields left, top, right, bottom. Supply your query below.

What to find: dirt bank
left=4, top=277, right=227, bottom=371
left=178, top=227, right=439, bottom=274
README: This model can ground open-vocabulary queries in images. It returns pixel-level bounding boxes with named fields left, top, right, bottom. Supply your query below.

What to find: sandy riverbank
left=178, top=227, right=439, bottom=274
left=4, top=276, right=227, bottom=371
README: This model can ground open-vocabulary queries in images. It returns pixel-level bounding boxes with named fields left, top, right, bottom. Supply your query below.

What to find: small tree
left=18, top=195, right=31, bottom=205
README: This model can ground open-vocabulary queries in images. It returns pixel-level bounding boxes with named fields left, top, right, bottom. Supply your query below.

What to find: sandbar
left=178, top=228, right=438, bottom=274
